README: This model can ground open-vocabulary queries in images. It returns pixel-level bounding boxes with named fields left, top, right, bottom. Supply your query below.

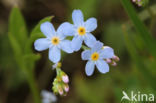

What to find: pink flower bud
left=58, top=88, right=63, bottom=95
left=112, top=62, right=117, bottom=66
left=106, top=59, right=112, bottom=63
left=138, top=3, right=142, bottom=6
left=64, top=85, right=69, bottom=92
left=132, top=0, right=136, bottom=2
left=62, top=75, right=69, bottom=83
left=112, top=55, right=120, bottom=61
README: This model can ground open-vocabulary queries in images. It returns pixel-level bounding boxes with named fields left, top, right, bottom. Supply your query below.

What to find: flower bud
left=112, top=55, right=120, bottom=61
left=106, top=59, right=112, bottom=63
left=132, top=0, right=136, bottom=2
left=112, top=61, right=117, bottom=66
left=62, top=75, right=69, bottom=83
left=64, top=84, right=69, bottom=92
left=132, top=0, right=149, bottom=7
left=58, top=87, right=64, bottom=95
left=52, top=68, right=70, bottom=96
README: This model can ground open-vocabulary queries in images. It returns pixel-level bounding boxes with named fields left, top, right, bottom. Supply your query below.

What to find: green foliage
left=121, top=0, right=156, bottom=59
left=121, top=0, right=156, bottom=89
left=9, top=7, right=28, bottom=49
left=8, top=7, right=53, bottom=103
left=0, top=34, right=15, bottom=68
left=8, top=7, right=27, bottom=72
left=122, top=25, right=156, bottom=89
left=8, top=7, right=53, bottom=71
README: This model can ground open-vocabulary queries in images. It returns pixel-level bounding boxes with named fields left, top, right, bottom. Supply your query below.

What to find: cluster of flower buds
left=132, top=0, right=149, bottom=6
left=52, top=62, right=69, bottom=96
left=105, top=55, right=120, bottom=66
left=100, top=46, right=120, bottom=66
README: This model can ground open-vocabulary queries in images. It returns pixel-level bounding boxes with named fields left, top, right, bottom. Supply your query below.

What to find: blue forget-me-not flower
left=60, top=9, right=97, bottom=51
left=81, top=41, right=114, bottom=76
left=41, top=90, right=57, bottom=103
left=34, top=22, right=73, bottom=63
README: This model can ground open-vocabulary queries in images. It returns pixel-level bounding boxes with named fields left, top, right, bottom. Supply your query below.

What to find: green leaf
left=8, top=7, right=28, bottom=71
left=121, top=0, right=156, bottom=59
left=23, top=53, right=41, bottom=71
left=9, top=7, right=28, bottom=49
left=8, top=33, right=26, bottom=71
left=24, top=16, right=54, bottom=54
left=8, top=33, right=22, bottom=57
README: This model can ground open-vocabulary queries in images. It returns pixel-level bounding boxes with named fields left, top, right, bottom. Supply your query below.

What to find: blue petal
left=49, top=46, right=61, bottom=63
left=57, top=22, right=75, bottom=37
left=60, top=40, right=73, bottom=53
left=85, top=61, right=95, bottom=76
left=71, top=36, right=83, bottom=51
left=99, top=46, right=114, bottom=59
left=85, top=18, right=97, bottom=32
left=34, top=38, right=50, bottom=51
left=91, top=41, right=103, bottom=51
left=40, top=22, right=55, bottom=38
left=81, top=50, right=91, bottom=60
left=84, top=33, right=96, bottom=48
left=72, top=10, right=84, bottom=26
left=96, top=60, right=109, bottom=74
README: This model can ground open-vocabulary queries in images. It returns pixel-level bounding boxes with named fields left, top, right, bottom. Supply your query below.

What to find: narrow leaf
left=121, top=0, right=156, bottom=59
left=9, top=7, right=28, bottom=49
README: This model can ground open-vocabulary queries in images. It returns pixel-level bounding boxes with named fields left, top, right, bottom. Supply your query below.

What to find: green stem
left=26, top=69, right=41, bottom=103
left=81, top=45, right=89, bottom=50
left=146, top=6, right=156, bottom=32
left=19, top=61, right=41, bottom=103
left=56, top=68, right=62, bottom=76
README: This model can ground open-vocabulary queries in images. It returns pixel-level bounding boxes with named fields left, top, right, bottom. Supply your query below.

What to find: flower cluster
left=34, top=9, right=119, bottom=96
left=81, top=41, right=119, bottom=76
left=132, top=0, right=149, bottom=6
left=52, top=63, right=69, bottom=96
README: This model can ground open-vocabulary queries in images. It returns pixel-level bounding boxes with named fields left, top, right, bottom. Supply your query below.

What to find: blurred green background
left=0, top=0, right=156, bottom=103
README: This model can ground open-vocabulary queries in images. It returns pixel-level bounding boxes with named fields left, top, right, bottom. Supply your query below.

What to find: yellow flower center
left=91, top=52, right=99, bottom=61
left=77, top=27, right=86, bottom=36
left=51, top=37, right=60, bottom=45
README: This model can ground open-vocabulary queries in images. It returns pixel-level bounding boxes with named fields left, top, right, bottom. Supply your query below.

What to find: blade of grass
left=121, top=0, right=156, bottom=59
